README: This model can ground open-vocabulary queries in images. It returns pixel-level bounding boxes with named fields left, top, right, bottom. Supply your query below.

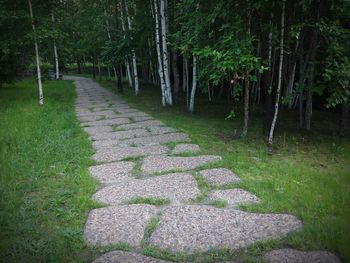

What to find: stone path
left=66, top=76, right=341, bottom=262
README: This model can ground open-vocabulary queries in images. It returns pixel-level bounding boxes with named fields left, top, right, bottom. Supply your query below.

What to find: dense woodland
left=1, top=0, right=349, bottom=142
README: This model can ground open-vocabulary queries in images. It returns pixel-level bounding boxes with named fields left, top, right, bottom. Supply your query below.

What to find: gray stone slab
left=84, top=205, right=157, bottom=247
left=78, top=110, right=116, bottom=117
left=208, top=189, right=260, bottom=207
left=132, top=116, right=155, bottom=122
left=141, top=155, right=222, bottom=174
left=79, top=114, right=120, bottom=122
left=90, top=129, right=149, bottom=141
left=199, top=168, right=240, bottom=186
left=264, top=249, right=341, bottom=263
left=93, top=251, right=170, bottom=263
left=92, top=133, right=190, bottom=149
left=93, top=145, right=168, bottom=162
left=114, top=112, right=149, bottom=119
left=117, top=120, right=165, bottom=131
left=89, top=161, right=134, bottom=184
left=81, top=118, right=130, bottom=127
left=83, top=125, right=113, bottom=135
left=149, top=205, right=302, bottom=253
left=148, top=126, right=177, bottom=135
left=172, top=144, right=200, bottom=155
left=115, top=108, right=139, bottom=114
left=93, top=173, right=200, bottom=205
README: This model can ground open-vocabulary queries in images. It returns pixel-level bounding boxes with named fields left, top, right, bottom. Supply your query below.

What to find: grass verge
left=0, top=79, right=99, bottom=262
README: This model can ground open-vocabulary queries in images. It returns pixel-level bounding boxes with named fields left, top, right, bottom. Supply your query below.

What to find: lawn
left=98, top=79, right=350, bottom=262
left=0, top=79, right=99, bottom=262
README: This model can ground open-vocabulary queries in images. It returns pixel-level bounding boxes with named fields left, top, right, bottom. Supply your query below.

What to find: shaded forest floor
left=98, top=78, right=350, bottom=262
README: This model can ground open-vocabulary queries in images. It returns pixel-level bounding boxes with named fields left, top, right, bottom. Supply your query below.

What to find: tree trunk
left=160, top=0, right=172, bottom=105
left=339, top=103, right=349, bottom=137
left=172, top=48, right=180, bottom=102
left=124, top=0, right=139, bottom=95
left=242, top=72, right=250, bottom=136
left=28, top=0, right=43, bottom=105
left=92, top=55, right=96, bottom=79
left=188, top=56, right=197, bottom=113
left=268, top=0, right=285, bottom=144
left=51, top=12, right=59, bottom=80
left=153, top=0, right=167, bottom=106
left=304, top=90, right=313, bottom=130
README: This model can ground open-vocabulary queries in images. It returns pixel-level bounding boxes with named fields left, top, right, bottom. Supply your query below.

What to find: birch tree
left=268, top=0, right=285, bottom=144
left=51, top=11, right=59, bottom=80
left=28, top=0, right=43, bottom=106
left=124, top=0, right=139, bottom=95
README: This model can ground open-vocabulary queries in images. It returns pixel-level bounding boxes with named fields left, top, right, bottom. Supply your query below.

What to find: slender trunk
left=188, top=56, right=197, bottom=113
left=268, top=0, right=285, bottom=144
left=340, top=103, right=349, bottom=137
left=160, top=0, right=172, bottom=105
left=124, top=0, right=139, bottom=95
left=185, top=57, right=189, bottom=107
left=107, top=66, right=111, bottom=80
left=51, top=12, right=59, bottom=80
left=92, top=55, right=96, bottom=79
left=242, top=72, right=250, bottom=136
left=97, top=60, right=101, bottom=80
left=153, top=0, right=167, bottom=106
left=298, top=53, right=305, bottom=128
left=264, top=13, right=274, bottom=131
left=172, top=48, right=180, bottom=102
left=28, top=0, right=43, bottom=105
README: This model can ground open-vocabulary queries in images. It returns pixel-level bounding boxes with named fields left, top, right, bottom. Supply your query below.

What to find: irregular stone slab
left=89, top=161, right=134, bottom=184
left=93, top=173, right=200, bottom=205
left=83, top=125, right=113, bottom=135
left=117, top=120, right=165, bottom=131
left=81, top=118, right=130, bottom=127
left=93, top=145, right=168, bottom=162
left=264, top=249, right=341, bottom=263
left=93, top=133, right=190, bottom=149
left=84, top=205, right=157, bottom=247
left=148, top=126, right=177, bottom=135
left=78, top=109, right=116, bottom=117
left=208, top=189, right=260, bottom=207
left=132, top=116, right=155, bottom=122
left=149, top=205, right=302, bottom=253
left=90, top=129, right=149, bottom=141
left=114, top=112, right=149, bottom=119
left=79, top=114, right=120, bottom=122
left=141, top=155, right=222, bottom=174
left=93, top=251, right=171, bottom=263
left=115, top=108, right=139, bottom=114
left=172, top=144, right=200, bottom=155
left=199, top=168, right=240, bottom=186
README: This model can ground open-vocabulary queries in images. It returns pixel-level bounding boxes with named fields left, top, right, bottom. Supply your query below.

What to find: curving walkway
left=66, top=76, right=341, bottom=263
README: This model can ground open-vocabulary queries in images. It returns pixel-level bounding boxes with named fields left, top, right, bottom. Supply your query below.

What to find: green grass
left=97, top=79, right=350, bottom=262
left=0, top=79, right=99, bottom=262
left=126, top=197, right=170, bottom=206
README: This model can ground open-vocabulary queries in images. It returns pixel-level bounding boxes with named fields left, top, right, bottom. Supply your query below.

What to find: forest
left=1, top=0, right=349, bottom=141
left=1, top=0, right=350, bottom=262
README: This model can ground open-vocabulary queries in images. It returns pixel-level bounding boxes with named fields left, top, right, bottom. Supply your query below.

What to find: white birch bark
left=160, top=0, right=172, bottom=105
left=268, top=1, right=285, bottom=144
left=119, top=0, right=133, bottom=87
left=28, top=0, right=43, bottom=105
left=51, top=12, right=59, bottom=80
left=153, top=0, right=166, bottom=106
left=124, top=0, right=139, bottom=95
left=188, top=56, right=197, bottom=113
left=104, top=8, right=119, bottom=82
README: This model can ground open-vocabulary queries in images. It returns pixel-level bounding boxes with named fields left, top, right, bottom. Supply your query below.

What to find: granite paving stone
left=93, top=173, right=200, bottom=205
left=172, top=144, right=200, bottom=155
left=148, top=126, right=177, bottom=135
left=208, top=189, right=260, bottom=207
left=93, top=251, right=171, bottom=263
left=89, top=129, right=149, bottom=141
left=264, top=249, right=341, bottom=263
left=83, top=125, right=114, bottom=135
left=149, top=205, right=302, bottom=253
left=132, top=116, right=155, bottom=122
left=89, top=161, right=135, bottom=184
left=84, top=205, right=157, bottom=247
left=81, top=118, right=130, bottom=127
left=93, top=144, right=168, bottom=162
left=199, top=168, right=240, bottom=186
left=92, top=133, right=190, bottom=149
left=117, top=120, right=165, bottom=130
left=141, top=155, right=222, bottom=174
